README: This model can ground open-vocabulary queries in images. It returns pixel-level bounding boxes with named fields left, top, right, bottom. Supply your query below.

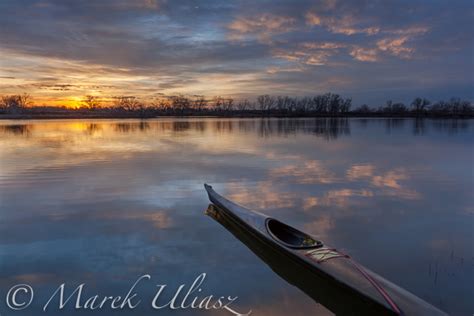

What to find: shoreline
left=1, top=113, right=473, bottom=120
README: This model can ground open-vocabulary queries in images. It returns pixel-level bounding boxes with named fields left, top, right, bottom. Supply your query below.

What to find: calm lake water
left=0, top=118, right=472, bottom=316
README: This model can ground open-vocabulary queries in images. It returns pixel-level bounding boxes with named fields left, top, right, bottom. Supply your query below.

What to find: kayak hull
left=204, top=184, right=447, bottom=316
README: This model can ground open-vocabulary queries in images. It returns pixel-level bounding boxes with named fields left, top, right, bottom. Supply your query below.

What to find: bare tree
left=276, top=96, right=292, bottom=112
left=328, top=94, right=341, bottom=113
left=152, top=98, right=171, bottom=111
left=236, top=99, right=251, bottom=111
left=430, top=98, right=473, bottom=115
left=222, top=98, right=234, bottom=111
left=384, top=100, right=393, bottom=112
left=296, top=97, right=311, bottom=112
left=81, top=95, right=101, bottom=110
left=257, top=95, right=275, bottom=111
left=170, top=95, right=191, bottom=113
left=391, top=102, right=407, bottom=113
left=1, top=93, right=31, bottom=111
left=193, top=96, right=207, bottom=112
left=411, top=97, right=430, bottom=113
left=460, top=100, right=473, bottom=114
left=114, top=96, right=143, bottom=111
left=340, top=98, right=352, bottom=113
left=354, top=104, right=372, bottom=113
left=312, top=95, right=327, bottom=113
left=212, top=96, right=225, bottom=111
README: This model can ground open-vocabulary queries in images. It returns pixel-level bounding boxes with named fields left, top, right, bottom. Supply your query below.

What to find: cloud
left=346, top=164, right=375, bottom=180
left=271, top=41, right=346, bottom=66
left=226, top=181, right=297, bottom=210
left=303, top=189, right=374, bottom=209
left=371, top=169, right=408, bottom=189
left=346, top=164, right=421, bottom=200
left=0, top=0, right=472, bottom=105
left=389, top=26, right=429, bottom=36
left=305, top=12, right=323, bottom=26
left=377, top=37, right=414, bottom=59
left=266, top=66, right=303, bottom=74
left=273, top=49, right=334, bottom=66
left=140, top=0, right=161, bottom=10
left=301, top=42, right=346, bottom=50
left=361, top=167, right=421, bottom=199
left=376, top=27, right=429, bottom=59
left=350, top=47, right=379, bottom=62
left=270, top=160, right=337, bottom=184
left=227, top=13, right=295, bottom=42
left=304, top=7, right=432, bottom=62
left=348, top=25, right=429, bottom=62
left=95, top=211, right=173, bottom=229
left=306, top=12, right=380, bottom=35
left=303, top=214, right=334, bottom=239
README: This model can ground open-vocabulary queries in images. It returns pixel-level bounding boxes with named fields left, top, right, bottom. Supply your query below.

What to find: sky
left=0, top=0, right=473, bottom=107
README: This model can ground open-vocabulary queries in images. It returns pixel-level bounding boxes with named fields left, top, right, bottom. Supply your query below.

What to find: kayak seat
left=266, top=218, right=322, bottom=249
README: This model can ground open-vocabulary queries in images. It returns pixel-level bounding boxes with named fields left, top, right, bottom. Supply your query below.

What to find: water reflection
left=85, top=123, right=102, bottom=135
left=384, top=119, right=406, bottom=134
left=0, top=124, right=32, bottom=136
left=115, top=122, right=150, bottom=133
left=0, top=118, right=471, bottom=139
left=0, top=118, right=472, bottom=315
left=256, top=118, right=350, bottom=139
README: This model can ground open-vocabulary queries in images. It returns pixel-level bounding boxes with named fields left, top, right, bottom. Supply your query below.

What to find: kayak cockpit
left=266, top=218, right=322, bottom=249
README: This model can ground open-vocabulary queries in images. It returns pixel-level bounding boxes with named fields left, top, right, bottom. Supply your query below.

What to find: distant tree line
left=0, top=93, right=472, bottom=117
left=353, top=97, right=473, bottom=116
left=0, top=93, right=32, bottom=114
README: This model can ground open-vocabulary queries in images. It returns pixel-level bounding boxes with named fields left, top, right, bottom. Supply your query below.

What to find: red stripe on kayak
left=305, top=248, right=402, bottom=315
left=349, top=260, right=402, bottom=315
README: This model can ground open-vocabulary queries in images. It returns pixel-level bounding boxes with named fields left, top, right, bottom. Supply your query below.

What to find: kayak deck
left=266, top=218, right=323, bottom=249
left=204, top=184, right=448, bottom=316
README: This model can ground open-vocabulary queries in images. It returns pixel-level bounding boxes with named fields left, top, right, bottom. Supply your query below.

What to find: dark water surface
left=0, top=118, right=472, bottom=315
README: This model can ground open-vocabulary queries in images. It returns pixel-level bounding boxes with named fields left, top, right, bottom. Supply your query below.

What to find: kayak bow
left=204, top=184, right=447, bottom=316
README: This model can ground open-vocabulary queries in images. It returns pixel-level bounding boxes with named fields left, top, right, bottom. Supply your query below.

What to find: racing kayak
left=204, top=184, right=447, bottom=316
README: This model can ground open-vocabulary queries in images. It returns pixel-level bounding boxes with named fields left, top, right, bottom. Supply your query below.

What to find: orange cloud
left=347, top=164, right=375, bottom=180
left=301, top=42, right=346, bottom=50
left=50, top=208, right=173, bottom=229
left=226, top=181, right=296, bottom=210
left=350, top=47, right=379, bottom=62
left=370, top=168, right=420, bottom=199
left=371, top=170, right=407, bottom=189
left=326, top=189, right=374, bottom=198
left=377, top=36, right=414, bottom=59
left=228, top=13, right=295, bottom=42
left=270, top=160, right=337, bottom=184
left=305, top=51, right=333, bottom=65
left=306, top=12, right=380, bottom=35
left=389, top=26, right=429, bottom=36
left=303, top=189, right=374, bottom=210
left=114, top=0, right=162, bottom=10
left=266, top=66, right=303, bottom=74
left=303, top=214, right=334, bottom=240
left=305, top=12, right=323, bottom=26
left=272, top=44, right=337, bottom=66
left=305, top=12, right=430, bottom=62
